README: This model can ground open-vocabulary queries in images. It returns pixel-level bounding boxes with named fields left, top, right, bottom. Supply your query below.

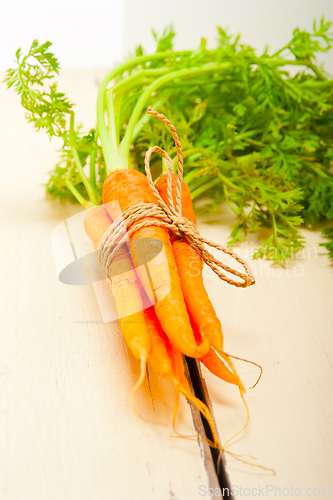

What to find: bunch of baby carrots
left=6, top=39, right=261, bottom=454
left=84, top=109, right=258, bottom=452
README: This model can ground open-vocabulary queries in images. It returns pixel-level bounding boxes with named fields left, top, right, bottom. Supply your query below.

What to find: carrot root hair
left=225, top=449, right=276, bottom=475
left=225, top=352, right=263, bottom=389
left=177, top=380, right=222, bottom=451
left=211, top=350, right=251, bottom=448
left=168, top=376, right=274, bottom=474
left=170, top=381, right=210, bottom=443
left=218, top=351, right=246, bottom=393
left=172, top=385, right=181, bottom=433
left=222, top=390, right=250, bottom=450
left=130, top=354, right=148, bottom=419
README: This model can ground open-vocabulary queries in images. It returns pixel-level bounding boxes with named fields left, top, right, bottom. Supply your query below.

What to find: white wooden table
left=1, top=70, right=332, bottom=500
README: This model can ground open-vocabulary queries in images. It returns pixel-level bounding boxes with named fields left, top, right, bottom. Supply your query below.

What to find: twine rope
left=97, top=108, right=255, bottom=288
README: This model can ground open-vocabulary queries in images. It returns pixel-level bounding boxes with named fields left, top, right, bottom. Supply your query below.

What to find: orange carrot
left=155, top=173, right=224, bottom=352
left=102, top=169, right=210, bottom=358
left=200, top=348, right=241, bottom=387
left=144, top=306, right=175, bottom=381
left=84, top=206, right=150, bottom=399
left=144, top=305, right=221, bottom=449
left=155, top=172, right=250, bottom=401
left=155, top=171, right=197, bottom=228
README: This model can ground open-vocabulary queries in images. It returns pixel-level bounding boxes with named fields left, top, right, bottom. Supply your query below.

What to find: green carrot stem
left=106, top=91, right=118, bottom=149
left=222, top=183, right=240, bottom=217
left=304, top=59, right=326, bottom=80
left=111, top=68, right=169, bottom=95
left=89, top=129, right=98, bottom=191
left=71, top=146, right=97, bottom=204
left=132, top=92, right=171, bottom=140
left=217, top=172, right=241, bottom=191
left=69, top=113, right=97, bottom=204
left=114, top=93, right=123, bottom=146
left=97, top=50, right=191, bottom=172
left=191, top=178, right=221, bottom=200
left=65, top=176, right=94, bottom=209
left=183, top=170, right=198, bottom=185
left=117, top=63, right=232, bottom=172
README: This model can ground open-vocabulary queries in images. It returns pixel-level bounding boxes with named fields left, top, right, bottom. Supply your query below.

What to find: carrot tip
left=223, top=389, right=250, bottom=450
left=130, top=354, right=147, bottom=419
left=172, top=386, right=181, bottom=432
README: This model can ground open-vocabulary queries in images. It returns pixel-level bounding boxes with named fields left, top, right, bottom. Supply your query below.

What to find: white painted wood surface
left=1, top=70, right=332, bottom=500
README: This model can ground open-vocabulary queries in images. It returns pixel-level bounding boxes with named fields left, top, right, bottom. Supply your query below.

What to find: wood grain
left=1, top=69, right=332, bottom=499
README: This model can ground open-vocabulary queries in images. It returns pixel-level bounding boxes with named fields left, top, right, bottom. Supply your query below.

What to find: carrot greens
left=5, top=20, right=333, bottom=261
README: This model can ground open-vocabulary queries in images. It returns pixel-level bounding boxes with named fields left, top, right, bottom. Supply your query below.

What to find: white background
left=1, top=0, right=333, bottom=72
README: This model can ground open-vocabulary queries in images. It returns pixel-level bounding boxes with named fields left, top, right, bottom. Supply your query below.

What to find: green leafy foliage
left=128, top=21, right=333, bottom=261
left=46, top=129, right=103, bottom=202
left=319, top=227, right=333, bottom=260
left=5, top=41, right=100, bottom=207
left=6, top=21, right=333, bottom=260
left=5, top=40, right=72, bottom=138
left=152, top=25, right=176, bottom=53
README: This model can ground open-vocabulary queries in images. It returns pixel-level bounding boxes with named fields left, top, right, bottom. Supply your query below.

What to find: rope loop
left=97, top=108, right=255, bottom=288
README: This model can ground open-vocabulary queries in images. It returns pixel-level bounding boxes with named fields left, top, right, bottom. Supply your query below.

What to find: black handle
left=185, top=356, right=231, bottom=498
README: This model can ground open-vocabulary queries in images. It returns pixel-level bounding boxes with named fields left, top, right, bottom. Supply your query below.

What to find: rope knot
left=166, top=212, right=197, bottom=238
